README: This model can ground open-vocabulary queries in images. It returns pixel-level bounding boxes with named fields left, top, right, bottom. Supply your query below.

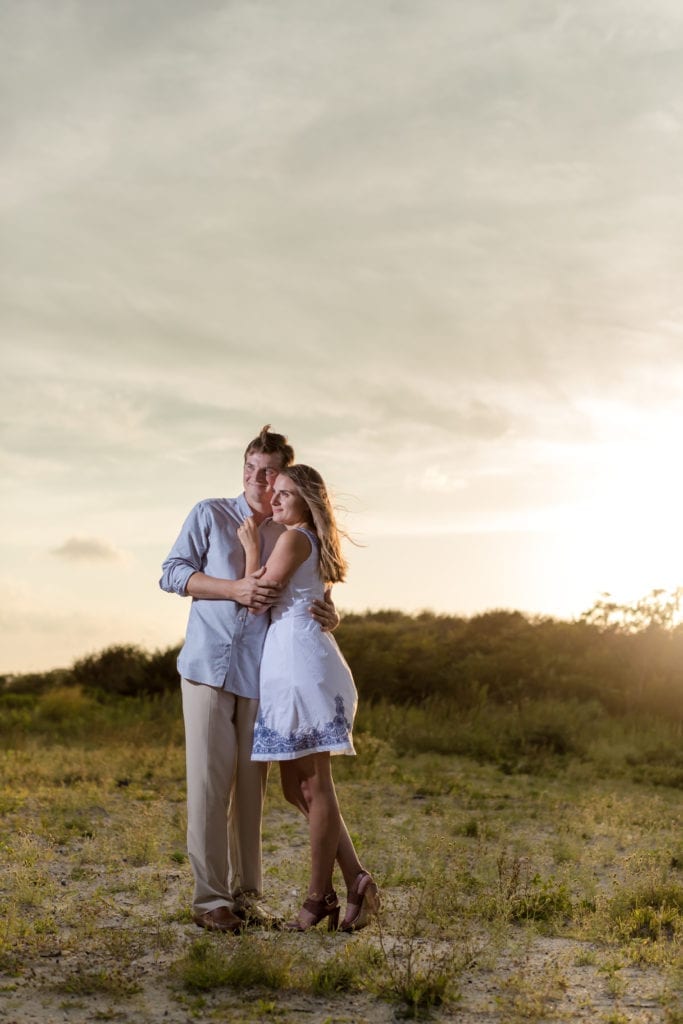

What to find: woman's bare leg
left=280, top=753, right=341, bottom=897
left=279, top=758, right=376, bottom=928
left=335, top=817, right=365, bottom=889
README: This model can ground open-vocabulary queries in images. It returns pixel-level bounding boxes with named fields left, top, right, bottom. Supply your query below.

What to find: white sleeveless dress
left=252, top=527, right=357, bottom=761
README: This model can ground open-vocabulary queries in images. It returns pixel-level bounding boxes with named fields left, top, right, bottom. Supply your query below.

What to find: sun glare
left=569, top=422, right=683, bottom=606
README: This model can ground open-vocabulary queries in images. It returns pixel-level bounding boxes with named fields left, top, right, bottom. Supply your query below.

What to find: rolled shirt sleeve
left=159, top=502, right=212, bottom=596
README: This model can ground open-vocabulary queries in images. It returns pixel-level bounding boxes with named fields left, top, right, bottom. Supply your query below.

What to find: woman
left=238, top=464, right=379, bottom=932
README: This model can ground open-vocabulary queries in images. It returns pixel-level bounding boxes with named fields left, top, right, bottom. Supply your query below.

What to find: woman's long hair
left=281, top=464, right=348, bottom=584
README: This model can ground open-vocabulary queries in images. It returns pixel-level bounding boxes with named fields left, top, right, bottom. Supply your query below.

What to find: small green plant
left=607, top=872, right=683, bottom=943
left=252, top=999, right=280, bottom=1016
left=496, top=966, right=568, bottom=1023
left=574, top=946, right=597, bottom=966
left=616, top=904, right=680, bottom=942
left=171, top=937, right=235, bottom=993
left=307, top=954, right=360, bottom=995
left=387, top=968, right=452, bottom=1019
left=597, top=956, right=626, bottom=1000
left=306, top=940, right=381, bottom=995
left=551, top=835, right=580, bottom=864
left=483, top=851, right=573, bottom=924
left=372, top=860, right=466, bottom=1018
left=172, top=935, right=292, bottom=993
left=53, top=967, right=142, bottom=997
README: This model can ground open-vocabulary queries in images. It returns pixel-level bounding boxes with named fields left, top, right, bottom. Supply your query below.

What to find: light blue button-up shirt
left=159, top=493, right=282, bottom=697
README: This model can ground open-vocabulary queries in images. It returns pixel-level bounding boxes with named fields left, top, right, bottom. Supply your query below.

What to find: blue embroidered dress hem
left=252, top=694, right=355, bottom=761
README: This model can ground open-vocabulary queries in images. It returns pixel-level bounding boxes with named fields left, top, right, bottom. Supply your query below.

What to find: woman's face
left=270, top=474, right=310, bottom=528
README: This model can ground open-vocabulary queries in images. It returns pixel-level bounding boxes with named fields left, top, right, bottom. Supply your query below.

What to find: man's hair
left=243, top=424, right=294, bottom=467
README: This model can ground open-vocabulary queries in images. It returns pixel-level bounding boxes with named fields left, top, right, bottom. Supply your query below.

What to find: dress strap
left=295, top=526, right=319, bottom=547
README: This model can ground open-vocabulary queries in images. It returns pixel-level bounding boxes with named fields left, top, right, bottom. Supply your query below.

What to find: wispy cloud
left=50, top=537, right=123, bottom=563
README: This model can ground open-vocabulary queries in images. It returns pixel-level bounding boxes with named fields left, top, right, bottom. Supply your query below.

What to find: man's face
left=243, top=451, right=284, bottom=511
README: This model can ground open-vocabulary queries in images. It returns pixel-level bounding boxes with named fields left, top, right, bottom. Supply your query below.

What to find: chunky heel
left=327, top=905, right=340, bottom=931
left=340, top=871, right=380, bottom=932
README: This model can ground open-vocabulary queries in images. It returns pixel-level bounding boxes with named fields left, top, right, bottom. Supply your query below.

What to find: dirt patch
left=0, top=855, right=676, bottom=1024
left=1, top=745, right=680, bottom=1023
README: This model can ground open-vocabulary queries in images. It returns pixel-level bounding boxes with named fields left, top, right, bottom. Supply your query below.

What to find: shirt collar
left=236, top=492, right=252, bottom=518
left=236, top=491, right=275, bottom=526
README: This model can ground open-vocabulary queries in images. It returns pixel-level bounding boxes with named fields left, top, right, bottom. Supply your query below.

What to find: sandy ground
left=0, top=866, right=677, bottom=1024
left=0, top=935, right=673, bottom=1024
left=1, top=753, right=680, bottom=1024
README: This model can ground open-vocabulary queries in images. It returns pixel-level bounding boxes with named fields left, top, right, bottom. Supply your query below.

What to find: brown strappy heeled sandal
left=285, top=890, right=340, bottom=932
left=340, top=871, right=380, bottom=932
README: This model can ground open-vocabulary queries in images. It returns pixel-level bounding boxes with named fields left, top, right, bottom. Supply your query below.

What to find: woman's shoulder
left=274, top=527, right=314, bottom=556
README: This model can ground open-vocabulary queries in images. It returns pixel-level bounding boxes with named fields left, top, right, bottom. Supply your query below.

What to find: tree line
left=3, top=591, right=682, bottom=721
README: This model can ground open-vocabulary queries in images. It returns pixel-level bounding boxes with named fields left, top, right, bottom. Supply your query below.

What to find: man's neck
left=247, top=504, right=272, bottom=526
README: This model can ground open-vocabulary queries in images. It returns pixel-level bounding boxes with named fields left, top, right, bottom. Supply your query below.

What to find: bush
left=5, top=593, right=683, bottom=723
left=69, top=644, right=180, bottom=697
left=337, top=606, right=683, bottom=721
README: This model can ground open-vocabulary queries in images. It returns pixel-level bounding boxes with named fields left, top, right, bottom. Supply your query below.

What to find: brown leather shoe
left=232, top=890, right=284, bottom=930
left=192, top=906, right=243, bottom=934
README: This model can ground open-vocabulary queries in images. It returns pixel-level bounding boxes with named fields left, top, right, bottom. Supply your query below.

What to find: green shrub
left=70, top=644, right=177, bottom=697
left=36, top=686, right=97, bottom=725
left=615, top=905, right=680, bottom=941
left=337, top=601, right=683, bottom=719
left=608, top=878, right=683, bottom=929
left=4, top=592, right=683, bottom=749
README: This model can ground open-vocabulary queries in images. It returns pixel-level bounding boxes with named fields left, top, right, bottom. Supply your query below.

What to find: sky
left=3, top=0, right=683, bottom=674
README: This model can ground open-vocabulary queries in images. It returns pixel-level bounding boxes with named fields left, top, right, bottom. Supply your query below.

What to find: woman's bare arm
left=248, top=529, right=311, bottom=613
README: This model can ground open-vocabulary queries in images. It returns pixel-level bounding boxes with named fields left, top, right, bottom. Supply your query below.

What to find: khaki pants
left=181, top=678, right=268, bottom=914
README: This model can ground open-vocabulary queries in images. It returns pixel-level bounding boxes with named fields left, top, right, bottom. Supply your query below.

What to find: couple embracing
left=160, top=425, right=378, bottom=934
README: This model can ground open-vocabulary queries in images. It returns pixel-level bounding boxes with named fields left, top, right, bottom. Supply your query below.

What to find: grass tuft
left=481, top=850, right=574, bottom=924
left=306, top=939, right=381, bottom=995
left=53, top=966, right=142, bottom=997
left=372, top=855, right=468, bottom=1018
left=172, top=934, right=292, bottom=993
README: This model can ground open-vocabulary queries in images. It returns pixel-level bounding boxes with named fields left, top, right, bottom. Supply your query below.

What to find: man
left=159, top=425, right=338, bottom=932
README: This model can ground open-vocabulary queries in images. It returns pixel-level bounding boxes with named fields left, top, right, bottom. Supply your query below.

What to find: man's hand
left=309, top=588, right=340, bottom=632
left=185, top=568, right=281, bottom=607
left=233, top=567, right=282, bottom=610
